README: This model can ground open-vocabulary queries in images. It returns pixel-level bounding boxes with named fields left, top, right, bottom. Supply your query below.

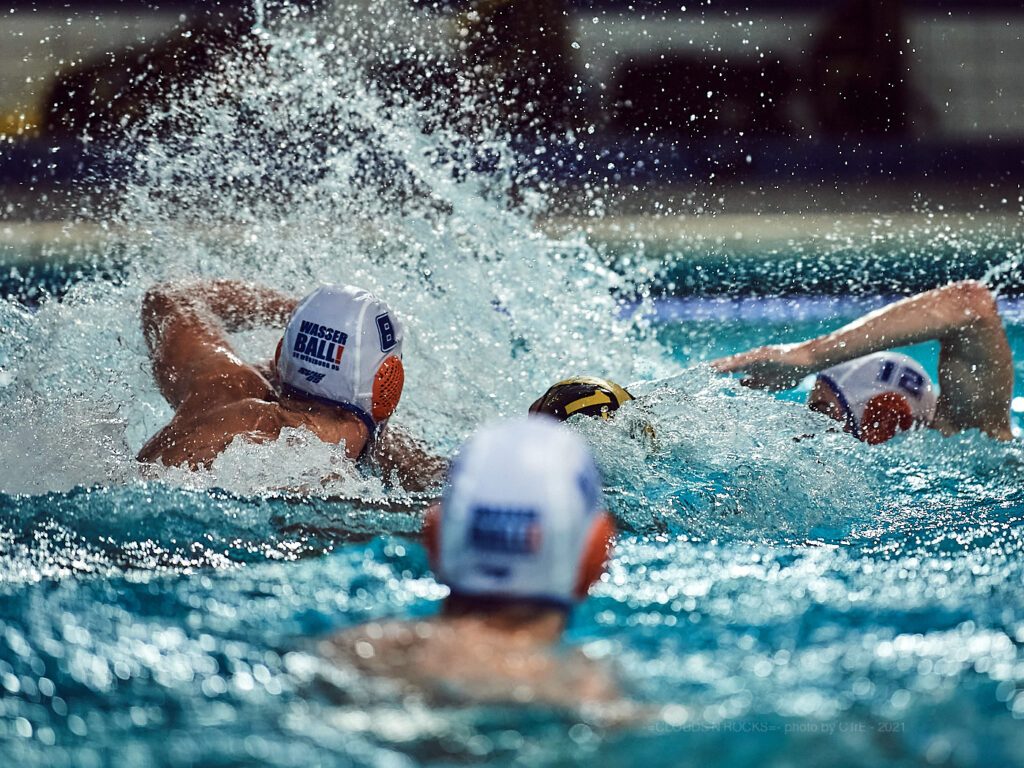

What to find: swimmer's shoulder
left=182, top=362, right=277, bottom=412
left=321, top=619, right=431, bottom=680
left=137, top=397, right=290, bottom=468
left=323, top=619, right=623, bottom=708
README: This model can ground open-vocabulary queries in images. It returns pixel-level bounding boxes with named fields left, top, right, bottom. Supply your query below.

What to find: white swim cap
left=426, top=418, right=614, bottom=609
left=277, top=285, right=404, bottom=433
left=816, top=352, right=937, bottom=442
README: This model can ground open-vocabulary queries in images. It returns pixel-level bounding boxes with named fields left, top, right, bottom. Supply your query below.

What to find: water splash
left=1, top=6, right=1024, bottom=765
left=0, top=5, right=664, bottom=501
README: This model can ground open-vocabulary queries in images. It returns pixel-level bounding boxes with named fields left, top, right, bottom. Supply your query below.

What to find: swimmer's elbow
left=142, top=284, right=170, bottom=336
left=142, top=282, right=180, bottom=317
left=944, top=280, right=1001, bottom=327
left=142, top=280, right=206, bottom=320
left=141, top=282, right=196, bottom=348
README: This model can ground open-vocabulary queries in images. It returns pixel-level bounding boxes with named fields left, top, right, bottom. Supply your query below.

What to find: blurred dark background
left=1, top=0, right=1022, bottom=215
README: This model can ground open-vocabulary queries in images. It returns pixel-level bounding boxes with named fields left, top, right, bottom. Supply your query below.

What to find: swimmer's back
left=140, top=396, right=290, bottom=468
left=138, top=393, right=370, bottom=468
left=324, top=616, right=620, bottom=707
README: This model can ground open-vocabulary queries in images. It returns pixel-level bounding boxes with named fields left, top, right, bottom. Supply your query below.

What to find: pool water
left=3, top=8, right=1024, bottom=767
left=2, top=292, right=1024, bottom=767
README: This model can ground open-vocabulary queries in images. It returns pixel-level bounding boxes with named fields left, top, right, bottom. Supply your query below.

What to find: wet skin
left=323, top=605, right=623, bottom=710
left=807, top=378, right=848, bottom=425
left=713, top=281, right=1014, bottom=442
left=137, top=279, right=445, bottom=491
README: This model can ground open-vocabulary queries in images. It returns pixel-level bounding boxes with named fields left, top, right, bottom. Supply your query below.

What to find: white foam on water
left=569, top=367, right=886, bottom=538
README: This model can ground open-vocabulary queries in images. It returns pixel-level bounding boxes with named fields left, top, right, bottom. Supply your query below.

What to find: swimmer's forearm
left=144, top=279, right=297, bottom=333
left=191, top=280, right=299, bottom=331
left=802, top=281, right=1002, bottom=369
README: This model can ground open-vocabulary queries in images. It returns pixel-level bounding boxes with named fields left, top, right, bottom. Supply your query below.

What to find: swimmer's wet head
left=528, top=376, right=634, bottom=421
left=323, top=419, right=623, bottom=707
left=529, top=375, right=658, bottom=448
left=276, top=284, right=405, bottom=437
left=422, top=418, right=616, bottom=614
left=809, top=352, right=937, bottom=445
left=711, top=282, right=1012, bottom=443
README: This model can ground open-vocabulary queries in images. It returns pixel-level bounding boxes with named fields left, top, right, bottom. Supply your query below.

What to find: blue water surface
left=2, top=292, right=1024, bottom=768
left=5, top=6, right=1023, bottom=762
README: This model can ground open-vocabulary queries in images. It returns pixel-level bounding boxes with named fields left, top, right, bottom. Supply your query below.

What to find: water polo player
left=529, top=375, right=636, bottom=421
left=323, top=417, right=620, bottom=706
left=137, top=279, right=444, bottom=489
left=529, top=375, right=658, bottom=448
left=712, top=281, right=1013, bottom=443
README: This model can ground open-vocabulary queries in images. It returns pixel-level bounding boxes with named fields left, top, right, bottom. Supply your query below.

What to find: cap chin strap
left=280, top=383, right=378, bottom=438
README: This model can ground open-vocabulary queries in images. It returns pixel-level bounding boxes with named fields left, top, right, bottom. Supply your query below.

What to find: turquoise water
left=3, top=7, right=1024, bottom=765
left=2, top=294, right=1024, bottom=767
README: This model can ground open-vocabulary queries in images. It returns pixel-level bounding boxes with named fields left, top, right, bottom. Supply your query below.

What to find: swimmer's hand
left=710, top=344, right=816, bottom=391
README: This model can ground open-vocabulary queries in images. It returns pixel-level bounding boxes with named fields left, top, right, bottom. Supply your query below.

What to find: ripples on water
left=2, top=4, right=1024, bottom=766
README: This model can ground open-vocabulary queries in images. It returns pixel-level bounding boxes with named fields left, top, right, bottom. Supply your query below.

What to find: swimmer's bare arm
left=712, top=281, right=1013, bottom=439
left=370, top=426, right=448, bottom=493
left=141, top=279, right=299, bottom=409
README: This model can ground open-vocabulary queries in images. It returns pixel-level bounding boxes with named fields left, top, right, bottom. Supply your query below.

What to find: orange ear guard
left=860, top=392, right=914, bottom=445
left=372, top=355, right=405, bottom=423
left=573, top=511, right=616, bottom=599
left=422, top=500, right=441, bottom=569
